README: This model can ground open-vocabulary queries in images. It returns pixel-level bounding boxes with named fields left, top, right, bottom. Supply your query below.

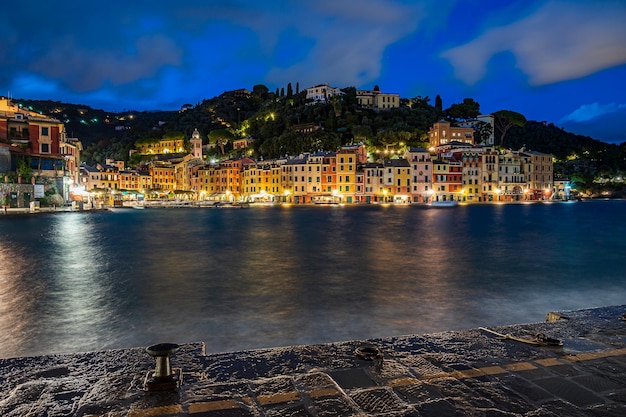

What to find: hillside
left=14, top=90, right=626, bottom=189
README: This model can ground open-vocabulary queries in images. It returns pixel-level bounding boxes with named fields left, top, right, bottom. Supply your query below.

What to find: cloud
left=560, top=102, right=626, bottom=123
left=212, top=0, right=431, bottom=88
left=441, top=1, right=626, bottom=85
left=28, top=35, right=182, bottom=92
left=558, top=102, right=626, bottom=144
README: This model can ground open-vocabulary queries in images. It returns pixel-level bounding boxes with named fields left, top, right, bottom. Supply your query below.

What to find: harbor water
left=1, top=200, right=625, bottom=359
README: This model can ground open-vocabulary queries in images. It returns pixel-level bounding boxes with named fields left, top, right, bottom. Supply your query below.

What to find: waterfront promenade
left=1, top=305, right=624, bottom=416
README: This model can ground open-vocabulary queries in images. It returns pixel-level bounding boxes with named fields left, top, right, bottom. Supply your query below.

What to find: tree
left=474, top=121, right=493, bottom=145
left=435, top=95, right=443, bottom=113
left=17, top=158, right=33, bottom=182
left=493, top=110, right=527, bottom=147
left=287, top=83, right=293, bottom=98
left=351, top=125, right=373, bottom=143
left=252, top=84, right=269, bottom=100
left=410, top=96, right=430, bottom=109
left=445, top=98, right=480, bottom=121
left=208, top=128, right=235, bottom=155
left=162, top=131, right=185, bottom=140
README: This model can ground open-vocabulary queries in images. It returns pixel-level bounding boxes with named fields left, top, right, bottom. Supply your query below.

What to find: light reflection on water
left=0, top=200, right=625, bottom=358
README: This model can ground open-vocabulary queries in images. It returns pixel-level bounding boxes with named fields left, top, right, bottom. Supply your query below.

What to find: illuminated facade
left=358, top=163, right=384, bottom=203
left=432, top=160, right=463, bottom=202
left=429, top=120, right=474, bottom=148
left=383, top=159, right=411, bottom=203
left=406, top=148, right=433, bottom=203
left=71, top=117, right=555, bottom=205
left=461, top=151, right=483, bottom=202
left=137, top=137, right=186, bottom=155
left=150, top=164, right=176, bottom=191
left=336, top=148, right=357, bottom=203
left=526, top=151, right=554, bottom=200
left=481, top=149, right=500, bottom=201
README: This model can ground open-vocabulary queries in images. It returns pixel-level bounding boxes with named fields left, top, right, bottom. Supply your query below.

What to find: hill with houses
left=10, top=84, right=626, bottom=197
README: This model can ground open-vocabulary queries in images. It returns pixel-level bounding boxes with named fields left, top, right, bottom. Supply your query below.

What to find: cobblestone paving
left=1, top=305, right=625, bottom=416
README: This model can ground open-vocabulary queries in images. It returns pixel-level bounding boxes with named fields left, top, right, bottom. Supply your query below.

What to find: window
left=41, top=127, right=49, bottom=136
left=41, top=143, right=50, bottom=153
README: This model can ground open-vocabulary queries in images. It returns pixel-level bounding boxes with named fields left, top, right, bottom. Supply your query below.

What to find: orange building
left=429, top=120, right=474, bottom=148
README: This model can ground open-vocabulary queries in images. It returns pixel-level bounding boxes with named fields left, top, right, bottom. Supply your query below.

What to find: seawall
left=1, top=305, right=625, bottom=416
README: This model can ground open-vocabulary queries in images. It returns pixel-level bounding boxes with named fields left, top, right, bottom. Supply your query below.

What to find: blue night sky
left=1, top=0, right=625, bottom=143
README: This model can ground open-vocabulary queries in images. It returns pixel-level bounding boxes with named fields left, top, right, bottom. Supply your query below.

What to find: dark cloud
left=559, top=103, right=626, bottom=144
left=29, top=35, right=182, bottom=92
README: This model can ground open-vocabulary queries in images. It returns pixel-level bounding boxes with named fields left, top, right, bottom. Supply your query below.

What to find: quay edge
left=1, top=305, right=625, bottom=416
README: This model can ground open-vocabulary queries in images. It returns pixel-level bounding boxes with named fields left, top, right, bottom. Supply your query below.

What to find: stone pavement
left=1, top=305, right=625, bottom=416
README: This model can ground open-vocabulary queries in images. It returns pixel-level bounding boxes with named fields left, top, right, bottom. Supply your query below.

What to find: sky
left=1, top=0, right=625, bottom=144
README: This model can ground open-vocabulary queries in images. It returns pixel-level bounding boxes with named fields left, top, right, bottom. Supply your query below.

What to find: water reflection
left=0, top=201, right=625, bottom=358
left=0, top=243, right=37, bottom=355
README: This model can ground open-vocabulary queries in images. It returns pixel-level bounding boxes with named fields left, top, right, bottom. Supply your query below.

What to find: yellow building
left=242, top=161, right=282, bottom=202
left=137, top=137, right=186, bottom=155
left=383, top=159, right=411, bottom=203
left=336, top=149, right=357, bottom=203
left=356, top=88, right=400, bottom=111
left=286, top=158, right=308, bottom=203
left=461, top=150, right=483, bottom=202
left=305, top=154, right=324, bottom=202
left=197, top=164, right=220, bottom=199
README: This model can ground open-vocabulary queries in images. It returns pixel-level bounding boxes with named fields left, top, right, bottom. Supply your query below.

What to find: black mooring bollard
left=145, top=343, right=180, bottom=391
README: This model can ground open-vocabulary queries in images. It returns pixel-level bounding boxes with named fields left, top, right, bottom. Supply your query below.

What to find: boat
left=132, top=205, right=145, bottom=210
left=428, top=200, right=458, bottom=208
left=213, top=201, right=249, bottom=208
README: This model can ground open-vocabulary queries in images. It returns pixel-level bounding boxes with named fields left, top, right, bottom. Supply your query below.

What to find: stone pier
left=1, top=305, right=625, bottom=416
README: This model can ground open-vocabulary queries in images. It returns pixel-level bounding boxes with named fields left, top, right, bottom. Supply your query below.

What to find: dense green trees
left=445, top=98, right=480, bottom=120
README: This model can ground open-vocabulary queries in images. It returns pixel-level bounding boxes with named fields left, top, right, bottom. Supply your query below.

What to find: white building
left=305, top=84, right=343, bottom=103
